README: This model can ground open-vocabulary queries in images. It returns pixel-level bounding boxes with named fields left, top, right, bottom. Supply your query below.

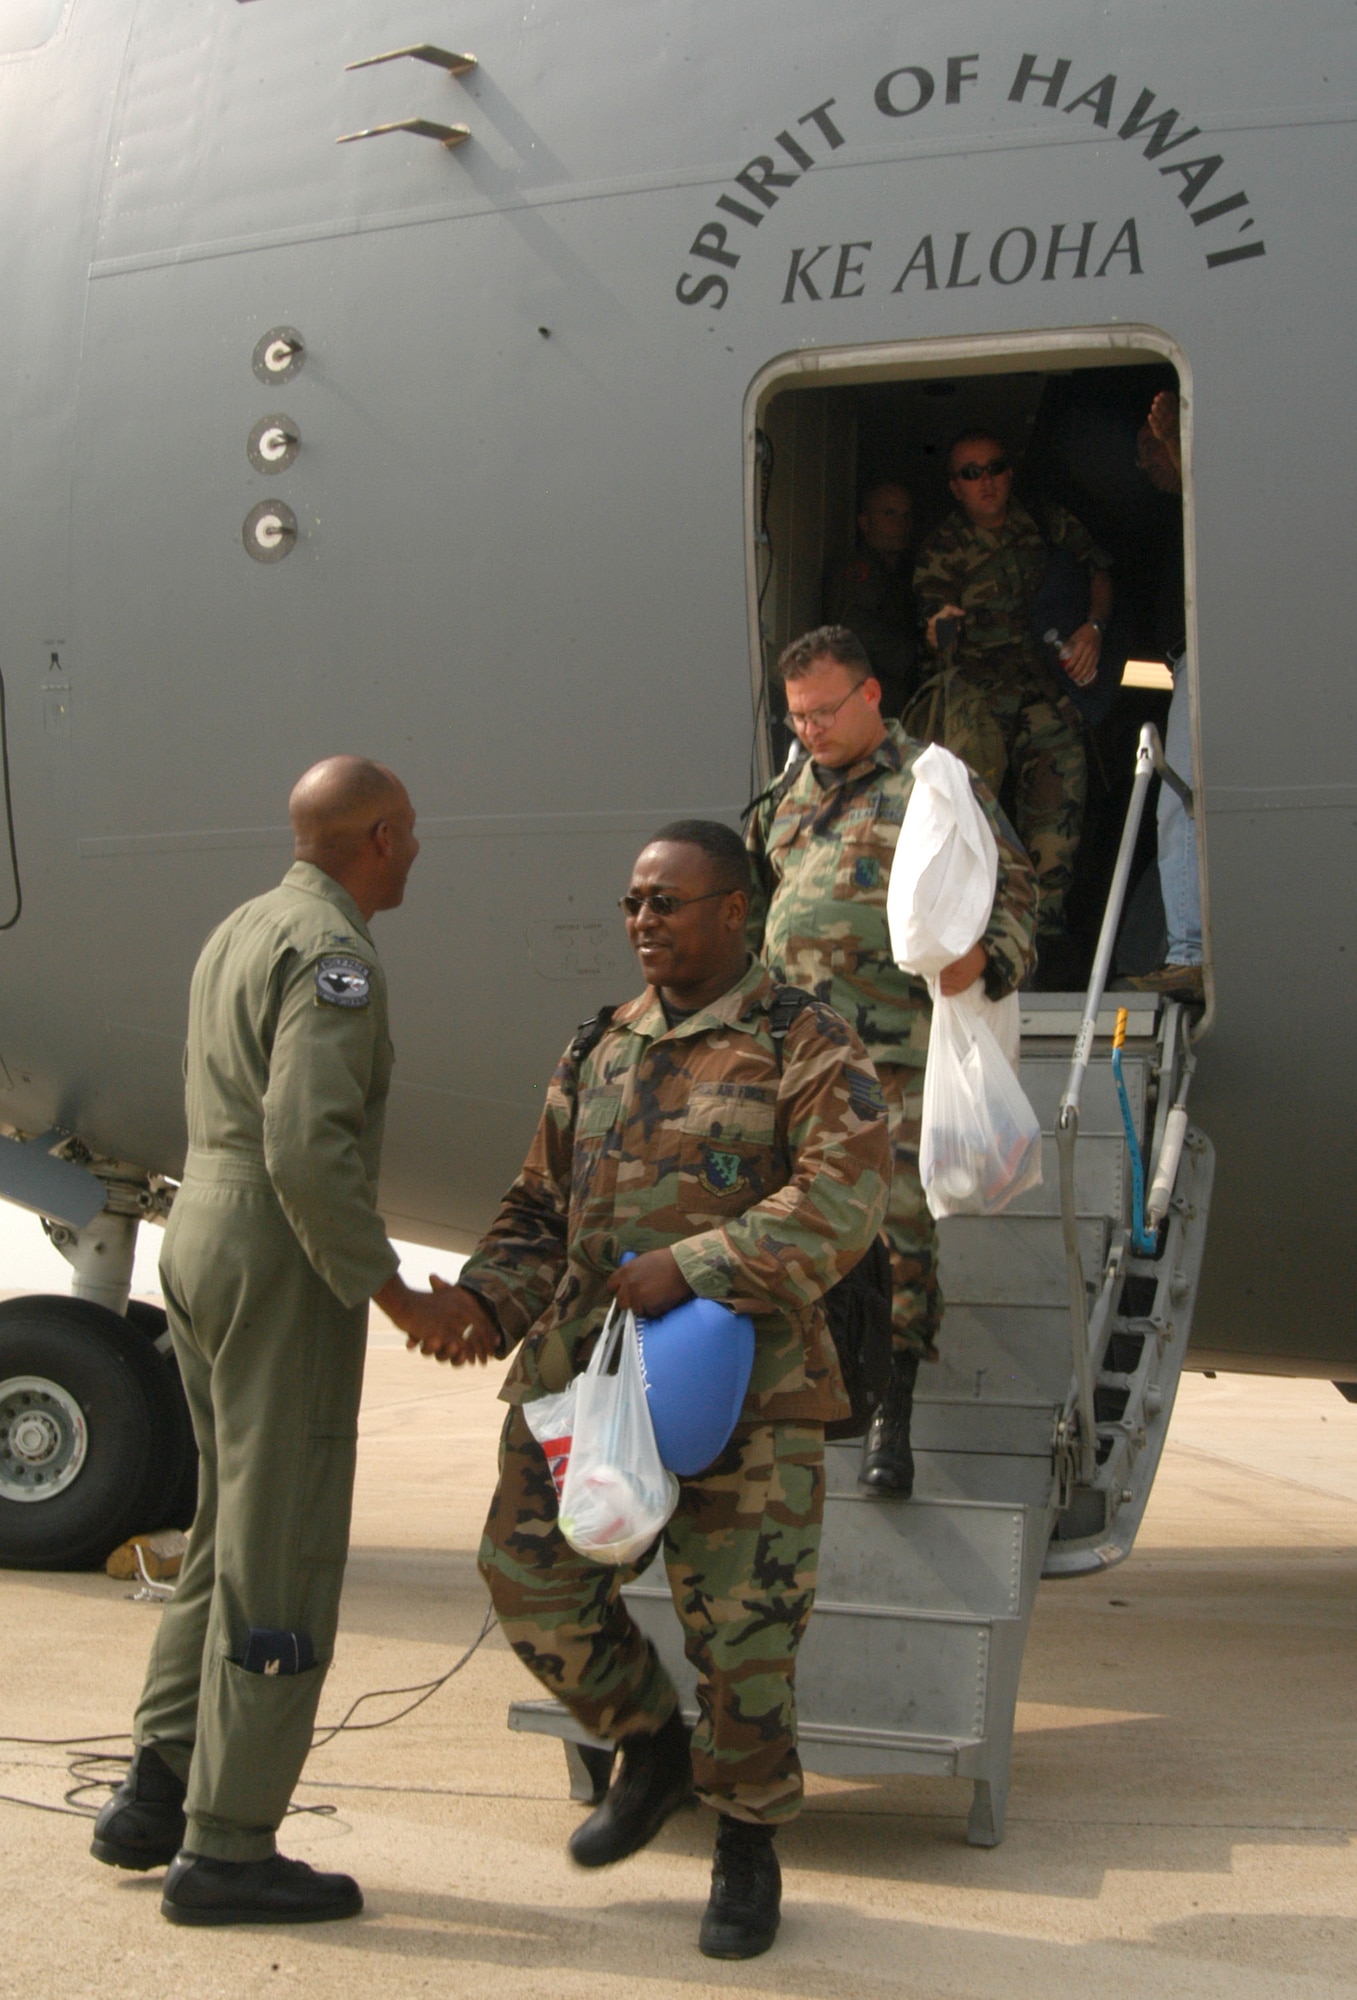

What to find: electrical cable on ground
left=0, top=1602, right=498, bottom=1821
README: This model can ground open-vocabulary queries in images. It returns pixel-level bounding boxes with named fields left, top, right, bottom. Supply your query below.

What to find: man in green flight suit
left=912, top=431, right=1112, bottom=967
left=92, top=757, right=486, bottom=1926
left=747, top=628, right=1037, bottom=1496
left=412, top=820, right=890, bottom=1961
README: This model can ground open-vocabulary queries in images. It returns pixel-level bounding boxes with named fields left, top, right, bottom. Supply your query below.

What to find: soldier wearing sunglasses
left=912, top=431, right=1113, bottom=963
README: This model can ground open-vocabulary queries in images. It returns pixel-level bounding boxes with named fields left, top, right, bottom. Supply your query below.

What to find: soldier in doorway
left=824, top=479, right=920, bottom=718
left=912, top=432, right=1112, bottom=978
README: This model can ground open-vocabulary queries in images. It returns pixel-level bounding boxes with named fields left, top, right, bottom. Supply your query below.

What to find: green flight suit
left=133, top=861, right=399, bottom=1862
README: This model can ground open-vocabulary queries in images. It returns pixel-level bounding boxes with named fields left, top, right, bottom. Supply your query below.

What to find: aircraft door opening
left=745, top=331, right=1202, bottom=1004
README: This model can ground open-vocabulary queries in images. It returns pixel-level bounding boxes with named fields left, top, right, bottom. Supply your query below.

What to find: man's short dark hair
left=859, top=478, right=911, bottom=509
left=649, top=819, right=751, bottom=896
left=947, top=429, right=1007, bottom=475
left=775, top=625, right=871, bottom=685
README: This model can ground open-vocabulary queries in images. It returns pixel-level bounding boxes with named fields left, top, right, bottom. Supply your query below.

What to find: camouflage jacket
left=823, top=545, right=920, bottom=714
left=458, top=959, right=891, bottom=1425
left=746, top=722, right=1038, bottom=1069
left=912, top=500, right=1111, bottom=680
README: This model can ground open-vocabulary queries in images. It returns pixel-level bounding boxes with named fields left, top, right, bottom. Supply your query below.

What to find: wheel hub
left=0, top=1376, right=89, bottom=1502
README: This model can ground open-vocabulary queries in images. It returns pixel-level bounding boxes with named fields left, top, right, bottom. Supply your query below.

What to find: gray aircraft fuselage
left=0, top=0, right=1352, bottom=1377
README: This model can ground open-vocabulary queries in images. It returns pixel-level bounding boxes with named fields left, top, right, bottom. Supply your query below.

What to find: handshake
left=374, top=1272, right=501, bottom=1366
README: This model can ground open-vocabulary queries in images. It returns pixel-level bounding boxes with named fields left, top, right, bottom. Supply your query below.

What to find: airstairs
left=509, top=726, right=1214, bottom=1845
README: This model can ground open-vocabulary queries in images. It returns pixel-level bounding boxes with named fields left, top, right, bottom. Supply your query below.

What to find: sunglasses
left=619, top=888, right=731, bottom=918
left=953, top=456, right=1010, bottom=481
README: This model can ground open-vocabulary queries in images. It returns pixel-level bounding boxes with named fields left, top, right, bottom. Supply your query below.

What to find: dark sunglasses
left=619, top=888, right=730, bottom=918
left=954, top=456, right=1010, bottom=481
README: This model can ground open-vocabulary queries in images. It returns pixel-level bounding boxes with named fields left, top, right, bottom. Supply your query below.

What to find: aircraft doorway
left=745, top=332, right=1199, bottom=994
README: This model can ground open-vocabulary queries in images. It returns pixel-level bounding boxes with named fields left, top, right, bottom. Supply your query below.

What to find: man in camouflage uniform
left=823, top=479, right=920, bottom=717
left=747, top=628, right=1037, bottom=1497
left=912, top=431, right=1112, bottom=951
left=416, top=820, right=889, bottom=1961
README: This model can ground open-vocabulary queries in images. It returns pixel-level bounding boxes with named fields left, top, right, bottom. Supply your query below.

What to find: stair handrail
left=1056, top=723, right=1187, bottom=1481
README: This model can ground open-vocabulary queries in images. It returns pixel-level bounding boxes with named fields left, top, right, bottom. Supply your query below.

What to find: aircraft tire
left=0, top=1295, right=176, bottom=1570
left=123, top=1299, right=199, bottom=1533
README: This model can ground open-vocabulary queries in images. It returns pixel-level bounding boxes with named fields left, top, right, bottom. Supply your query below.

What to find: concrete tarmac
left=2, top=1338, right=1354, bottom=2000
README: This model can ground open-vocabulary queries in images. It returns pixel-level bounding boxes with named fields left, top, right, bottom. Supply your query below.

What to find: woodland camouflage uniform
left=746, top=719, right=1037, bottom=1359
left=469, top=958, right=891, bottom=1823
left=911, top=499, right=1111, bottom=933
left=823, top=544, right=920, bottom=719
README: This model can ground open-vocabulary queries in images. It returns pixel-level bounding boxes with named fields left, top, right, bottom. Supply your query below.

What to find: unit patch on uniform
left=854, top=855, right=881, bottom=889
left=845, top=1069, right=887, bottom=1121
left=314, top=955, right=372, bottom=1008
left=697, top=1145, right=746, bottom=1197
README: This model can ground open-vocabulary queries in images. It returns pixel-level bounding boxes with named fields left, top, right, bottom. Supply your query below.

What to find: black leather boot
left=161, top=1852, right=363, bottom=1926
left=567, top=1707, right=692, bottom=1868
left=858, top=1349, right=919, bottom=1496
left=699, top=1815, right=780, bottom=1959
left=90, top=1744, right=187, bottom=1871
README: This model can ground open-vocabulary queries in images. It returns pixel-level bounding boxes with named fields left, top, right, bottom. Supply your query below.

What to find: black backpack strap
left=568, top=1004, right=618, bottom=1068
left=766, top=985, right=817, bottom=1067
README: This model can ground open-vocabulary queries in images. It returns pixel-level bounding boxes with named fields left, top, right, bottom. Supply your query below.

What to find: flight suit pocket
left=677, top=1085, right=778, bottom=1213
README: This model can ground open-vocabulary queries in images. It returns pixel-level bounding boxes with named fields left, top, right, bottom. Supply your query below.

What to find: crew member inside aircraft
left=408, top=820, right=890, bottom=1962
left=1125, top=391, right=1202, bottom=1001
left=912, top=431, right=1112, bottom=988
left=746, top=627, right=1037, bottom=1496
left=823, top=479, right=921, bottom=717
left=91, top=758, right=488, bottom=1928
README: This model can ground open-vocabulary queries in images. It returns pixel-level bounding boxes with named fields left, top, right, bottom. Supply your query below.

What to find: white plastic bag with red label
left=553, top=1303, right=680, bottom=1566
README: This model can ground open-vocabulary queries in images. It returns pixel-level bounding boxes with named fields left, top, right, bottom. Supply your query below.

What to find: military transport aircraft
left=0, top=0, right=1352, bottom=1732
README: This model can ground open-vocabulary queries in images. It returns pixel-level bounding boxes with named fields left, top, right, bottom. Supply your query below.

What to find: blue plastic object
left=619, top=1259, right=755, bottom=1476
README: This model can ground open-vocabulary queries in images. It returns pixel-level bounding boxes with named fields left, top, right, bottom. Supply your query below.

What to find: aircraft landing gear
left=0, top=1294, right=193, bottom=1569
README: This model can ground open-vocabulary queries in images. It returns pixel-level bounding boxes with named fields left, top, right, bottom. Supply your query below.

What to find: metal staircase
left=508, top=726, right=1215, bottom=1846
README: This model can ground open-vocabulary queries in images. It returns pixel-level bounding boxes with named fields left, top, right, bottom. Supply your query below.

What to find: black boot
left=699, top=1815, right=781, bottom=1959
left=567, top=1708, right=692, bottom=1868
left=858, top=1349, right=919, bottom=1497
left=90, top=1744, right=187, bottom=1871
left=161, top=1852, right=363, bottom=1926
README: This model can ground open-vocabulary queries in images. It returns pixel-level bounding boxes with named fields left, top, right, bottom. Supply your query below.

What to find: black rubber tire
left=0, top=1295, right=176, bottom=1569
left=124, top=1299, right=199, bottom=1532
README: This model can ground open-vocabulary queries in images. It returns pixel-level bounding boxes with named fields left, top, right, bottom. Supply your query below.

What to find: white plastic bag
left=887, top=743, right=999, bottom=979
left=920, top=982, right=1043, bottom=1218
left=556, top=1304, right=680, bottom=1565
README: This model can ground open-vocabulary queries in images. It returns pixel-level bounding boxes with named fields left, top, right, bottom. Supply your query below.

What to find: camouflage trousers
left=950, top=663, right=1087, bottom=935
left=879, top=1062, right=941, bottom=1358
left=479, top=1405, right=824, bottom=1824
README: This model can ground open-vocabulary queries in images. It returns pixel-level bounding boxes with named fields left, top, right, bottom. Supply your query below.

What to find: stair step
left=923, top=1305, right=1079, bottom=1405
left=940, top=1212, right=1109, bottom=1305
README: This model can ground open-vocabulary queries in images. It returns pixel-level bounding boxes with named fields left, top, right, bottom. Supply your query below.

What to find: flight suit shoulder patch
left=314, top=954, right=372, bottom=1008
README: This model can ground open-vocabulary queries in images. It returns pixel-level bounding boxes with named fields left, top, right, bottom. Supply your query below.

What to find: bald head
left=289, top=756, right=419, bottom=917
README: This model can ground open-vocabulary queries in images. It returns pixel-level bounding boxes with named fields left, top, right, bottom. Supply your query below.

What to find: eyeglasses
left=618, top=888, right=731, bottom=918
left=786, top=683, right=863, bottom=734
left=953, top=456, right=1010, bottom=482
